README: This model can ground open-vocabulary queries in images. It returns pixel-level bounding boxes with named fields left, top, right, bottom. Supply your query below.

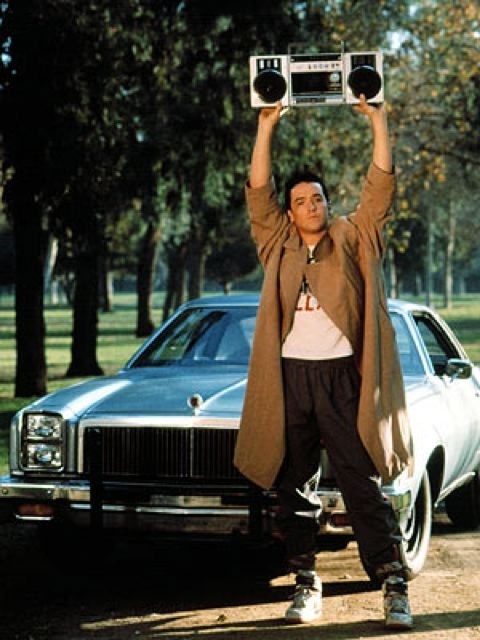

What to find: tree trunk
left=162, top=242, right=188, bottom=321
left=385, top=245, right=398, bottom=299
left=425, top=211, right=434, bottom=307
left=136, top=220, right=159, bottom=337
left=98, top=254, right=113, bottom=313
left=43, top=234, right=58, bottom=304
left=187, top=229, right=205, bottom=301
left=66, top=253, right=103, bottom=377
left=443, top=202, right=455, bottom=309
left=13, top=196, right=47, bottom=397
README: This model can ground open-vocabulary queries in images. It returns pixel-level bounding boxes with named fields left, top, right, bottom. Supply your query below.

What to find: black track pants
left=277, top=356, right=402, bottom=572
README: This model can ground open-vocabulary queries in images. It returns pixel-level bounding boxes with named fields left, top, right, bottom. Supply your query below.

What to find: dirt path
left=0, top=513, right=479, bottom=639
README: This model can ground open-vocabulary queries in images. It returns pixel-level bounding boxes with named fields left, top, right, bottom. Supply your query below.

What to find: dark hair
left=283, top=170, right=330, bottom=212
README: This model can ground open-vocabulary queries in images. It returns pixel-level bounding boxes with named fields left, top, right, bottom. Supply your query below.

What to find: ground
left=0, top=512, right=479, bottom=639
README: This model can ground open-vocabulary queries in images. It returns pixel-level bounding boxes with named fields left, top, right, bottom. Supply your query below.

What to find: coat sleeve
left=245, top=178, right=290, bottom=267
left=347, top=163, right=396, bottom=259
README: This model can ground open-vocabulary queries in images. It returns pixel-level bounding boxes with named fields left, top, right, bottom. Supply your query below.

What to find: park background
left=0, top=1, right=479, bottom=460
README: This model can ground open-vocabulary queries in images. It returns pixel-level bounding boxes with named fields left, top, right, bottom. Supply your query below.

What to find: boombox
left=249, top=51, right=383, bottom=108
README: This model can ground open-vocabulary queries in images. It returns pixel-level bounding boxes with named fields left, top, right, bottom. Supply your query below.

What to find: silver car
left=1, top=295, right=479, bottom=579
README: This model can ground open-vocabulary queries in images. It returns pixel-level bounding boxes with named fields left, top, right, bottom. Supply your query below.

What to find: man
left=234, top=95, right=413, bottom=630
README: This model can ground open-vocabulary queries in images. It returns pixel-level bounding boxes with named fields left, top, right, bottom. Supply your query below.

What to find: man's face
left=287, top=181, right=329, bottom=238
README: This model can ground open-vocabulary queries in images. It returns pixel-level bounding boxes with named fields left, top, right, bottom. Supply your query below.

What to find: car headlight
left=25, top=443, right=63, bottom=468
left=21, top=413, right=64, bottom=471
left=26, top=414, right=63, bottom=440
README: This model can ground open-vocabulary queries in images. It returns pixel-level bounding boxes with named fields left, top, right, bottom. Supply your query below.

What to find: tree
left=389, top=0, right=480, bottom=302
left=0, top=1, right=161, bottom=386
left=43, top=1, right=133, bottom=376
left=0, top=1, right=54, bottom=396
left=156, top=1, right=302, bottom=315
left=4, top=0, right=479, bottom=399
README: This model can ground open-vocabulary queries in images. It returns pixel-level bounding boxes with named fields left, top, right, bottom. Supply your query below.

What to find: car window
left=414, top=313, right=459, bottom=375
left=390, top=312, right=424, bottom=376
left=132, top=307, right=256, bottom=367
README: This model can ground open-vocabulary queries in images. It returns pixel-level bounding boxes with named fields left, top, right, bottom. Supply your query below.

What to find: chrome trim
left=0, top=477, right=412, bottom=539
left=0, top=479, right=90, bottom=502
left=70, top=503, right=248, bottom=516
left=0, top=478, right=411, bottom=511
left=14, top=513, right=53, bottom=522
left=437, top=471, right=476, bottom=503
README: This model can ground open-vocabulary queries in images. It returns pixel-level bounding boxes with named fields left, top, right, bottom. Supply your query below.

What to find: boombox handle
left=287, top=41, right=346, bottom=55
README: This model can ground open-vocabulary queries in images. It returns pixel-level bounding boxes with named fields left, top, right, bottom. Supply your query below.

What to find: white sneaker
left=383, top=575, right=413, bottom=630
left=284, top=573, right=322, bottom=624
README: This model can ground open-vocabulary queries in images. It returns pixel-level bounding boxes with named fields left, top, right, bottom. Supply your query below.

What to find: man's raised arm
left=249, top=102, right=283, bottom=188
left=354, top=94, right=392, bottom=173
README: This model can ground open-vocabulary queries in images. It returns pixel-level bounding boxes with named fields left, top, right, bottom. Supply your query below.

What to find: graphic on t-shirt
left=296, top=291, right=320, bottom=311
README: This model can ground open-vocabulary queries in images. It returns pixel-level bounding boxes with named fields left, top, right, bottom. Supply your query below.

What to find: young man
left=234, top=96, right=413, bottom=630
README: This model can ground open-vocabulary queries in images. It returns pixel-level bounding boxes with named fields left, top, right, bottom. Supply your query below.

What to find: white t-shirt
left=281, top=246, right=353, bottom=360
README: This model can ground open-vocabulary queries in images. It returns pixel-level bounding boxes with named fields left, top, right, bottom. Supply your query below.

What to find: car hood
left=25, top=366, right=248, bottom=418
left=24, top=369, right=433, bottom=421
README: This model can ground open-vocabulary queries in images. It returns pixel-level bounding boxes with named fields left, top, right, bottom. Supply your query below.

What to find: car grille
left=83, top=426, right=242, bottom=481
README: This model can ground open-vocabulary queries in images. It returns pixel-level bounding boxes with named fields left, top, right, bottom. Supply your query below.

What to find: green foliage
left=1, top=0, right=480, bottom=390
left=379, top=1, right=480, bottom=297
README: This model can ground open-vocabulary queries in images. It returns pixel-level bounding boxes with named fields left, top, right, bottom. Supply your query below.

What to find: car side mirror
left=445, top=358, right=472, bottom=380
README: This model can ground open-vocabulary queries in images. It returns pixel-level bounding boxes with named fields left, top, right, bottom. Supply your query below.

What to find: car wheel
left=398, top=470, right=432, bottom=580
left=359, top=470, right=432, bottom=586
left=444, top=469, right=480, bottom=530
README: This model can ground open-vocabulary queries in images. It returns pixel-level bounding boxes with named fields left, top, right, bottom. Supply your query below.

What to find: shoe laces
left=384, top=576, right=410, bottom=613
left=290, top=583, right=320, bottom=606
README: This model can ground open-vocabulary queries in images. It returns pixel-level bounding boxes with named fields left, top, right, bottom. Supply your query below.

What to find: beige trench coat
left=234, top=163, right=412, bottom=490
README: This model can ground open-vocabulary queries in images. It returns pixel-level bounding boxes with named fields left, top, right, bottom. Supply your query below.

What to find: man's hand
left=353, top=94, right=386, bottom=120
left=258, top=101, right=283, bottom=131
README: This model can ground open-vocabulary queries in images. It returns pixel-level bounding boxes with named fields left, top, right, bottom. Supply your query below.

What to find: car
left=0, top=295, right=479, bottom=579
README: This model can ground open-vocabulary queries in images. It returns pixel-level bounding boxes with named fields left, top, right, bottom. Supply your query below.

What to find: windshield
left=131, top=306, right=256, bottom=367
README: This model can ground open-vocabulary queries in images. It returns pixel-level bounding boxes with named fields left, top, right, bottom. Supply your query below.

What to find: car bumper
left=0, top=476, right=412, bottom=538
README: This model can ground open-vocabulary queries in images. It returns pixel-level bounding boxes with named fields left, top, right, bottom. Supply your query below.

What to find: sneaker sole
left=385, top=619, right=413, bottom=630
left=284, top=610, right=322, bottom=624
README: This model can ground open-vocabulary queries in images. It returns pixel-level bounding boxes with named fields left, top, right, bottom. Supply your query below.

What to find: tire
left=398, top=470, right=432, bottom=580
left=444, top=469, right=480, bottom=530
left=360, top=470, right=432, bottom=586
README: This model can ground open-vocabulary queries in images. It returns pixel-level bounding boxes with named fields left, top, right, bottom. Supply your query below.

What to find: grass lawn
left=436, top=298, right=480, bottom=364
left=0, top=291, right=479, bottom=475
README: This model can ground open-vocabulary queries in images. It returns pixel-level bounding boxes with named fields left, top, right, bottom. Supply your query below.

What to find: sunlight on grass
left=430, top=298, right=480, bottom=363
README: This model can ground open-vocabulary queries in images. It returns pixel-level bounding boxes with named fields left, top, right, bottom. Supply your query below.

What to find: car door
left=412, top=310, right=479, bottom=483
